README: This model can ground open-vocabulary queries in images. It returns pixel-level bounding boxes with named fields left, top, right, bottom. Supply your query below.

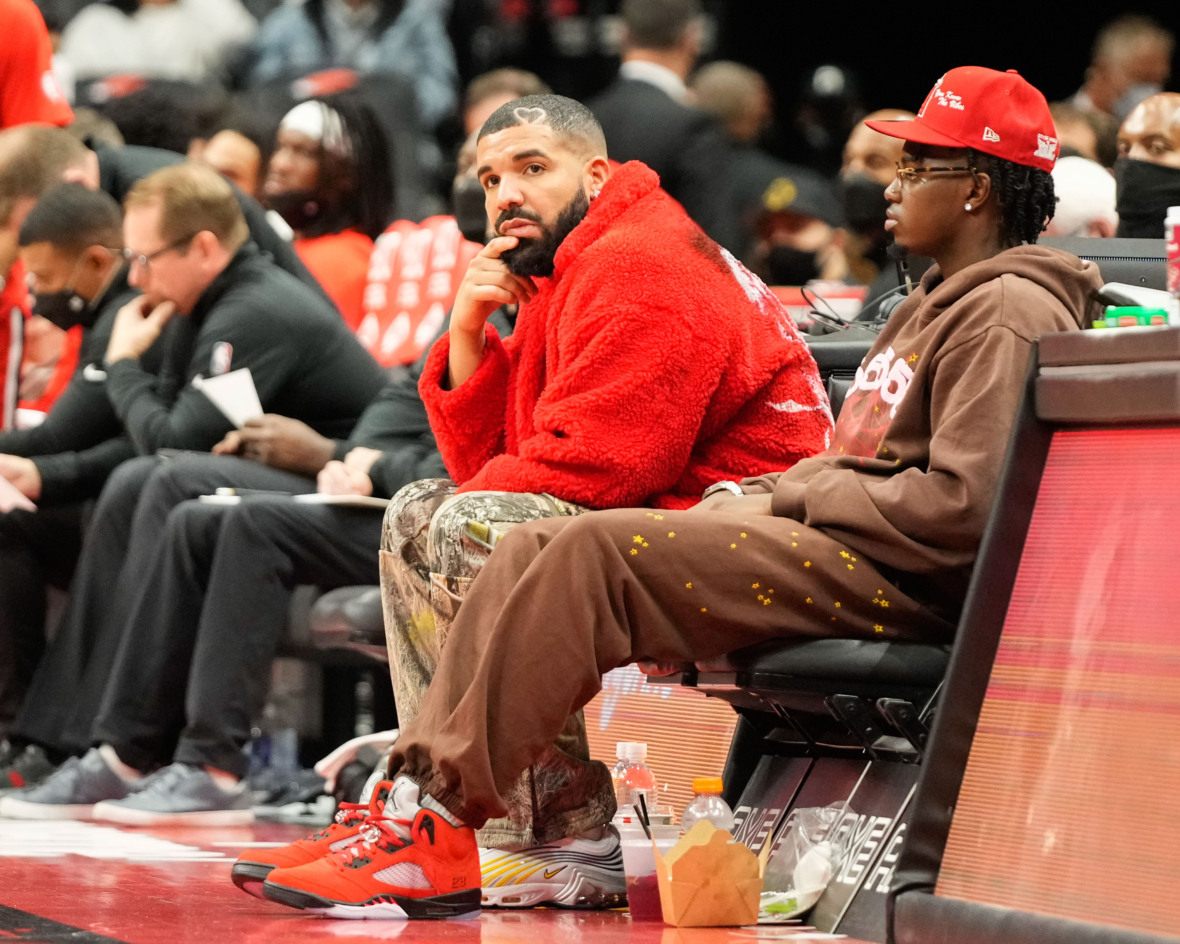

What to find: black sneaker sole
left=231, top=861, right=276, bottom=893
left=263, top=880, right=481, bottom=919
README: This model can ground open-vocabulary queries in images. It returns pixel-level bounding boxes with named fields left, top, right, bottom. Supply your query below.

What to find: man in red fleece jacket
left=372, top=94, right=830, bottom=902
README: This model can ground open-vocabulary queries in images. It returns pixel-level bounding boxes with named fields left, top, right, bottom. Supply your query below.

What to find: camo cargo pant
left=379, top=478, right=613, bottom=848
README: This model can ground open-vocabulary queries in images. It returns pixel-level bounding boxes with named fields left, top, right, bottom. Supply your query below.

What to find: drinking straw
left=633, top=799, right=652, bottom=840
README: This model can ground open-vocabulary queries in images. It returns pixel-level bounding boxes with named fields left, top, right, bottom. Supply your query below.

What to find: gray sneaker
left=0, top=744, right=59, bottom=795
left=93, top=763, right=254, bottom=826
left=0, top=748, right=136, bottom=820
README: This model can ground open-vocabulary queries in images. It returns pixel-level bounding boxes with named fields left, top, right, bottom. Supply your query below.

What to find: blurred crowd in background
left=18, top=2, right=1179, bottom=272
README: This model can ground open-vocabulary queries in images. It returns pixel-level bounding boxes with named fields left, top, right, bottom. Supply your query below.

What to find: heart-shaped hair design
left=513, top=106, right=549, bottom=125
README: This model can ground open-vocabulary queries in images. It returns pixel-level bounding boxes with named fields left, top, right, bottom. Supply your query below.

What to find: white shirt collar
left=619, top=60, right=690, bottom=105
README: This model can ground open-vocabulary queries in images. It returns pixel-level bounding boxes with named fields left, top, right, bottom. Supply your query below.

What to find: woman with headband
left=262, top=94, right=393, bottom=330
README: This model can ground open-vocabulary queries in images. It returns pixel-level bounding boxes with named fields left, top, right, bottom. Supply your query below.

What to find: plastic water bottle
left=614, top=742, right=656, bottom=809
left=610, top=742, right=634, bottom=800
left=1166, top=206, right=1180, bottom=325
left=680, top=777, right=735, bottom=833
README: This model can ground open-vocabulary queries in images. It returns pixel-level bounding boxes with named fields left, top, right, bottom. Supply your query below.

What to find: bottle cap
left=624, top=743, right=648, bottom=762
left=692, top=777, right=724, bottom=794
left=615, top=742, right=633, bottom=760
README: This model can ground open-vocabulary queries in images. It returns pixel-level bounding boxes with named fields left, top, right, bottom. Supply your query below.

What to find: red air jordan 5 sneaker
left=262, top=789, right=480, bottom=919
left=231, top=781, right=391, bottom=898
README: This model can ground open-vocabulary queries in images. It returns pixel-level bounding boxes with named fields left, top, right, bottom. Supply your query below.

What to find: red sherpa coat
left=419, top=161, right=833, bottom=510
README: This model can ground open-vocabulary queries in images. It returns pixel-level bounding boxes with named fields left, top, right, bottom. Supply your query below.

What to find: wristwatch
left=701, top=480, right=743, bottom=500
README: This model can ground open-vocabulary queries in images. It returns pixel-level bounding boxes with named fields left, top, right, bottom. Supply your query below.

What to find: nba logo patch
left=210, top=342, right=233, bottom=376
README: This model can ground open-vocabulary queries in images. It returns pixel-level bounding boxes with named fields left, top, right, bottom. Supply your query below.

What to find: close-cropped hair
left=0, top=125, right=90, bottom=226
left=621, top=0, right=702, bottom=50
left=124, top=163, right=249, bottom=250
left=477, top=94, right=607, bottom=158
left=19, top=183, right=124, bottom=254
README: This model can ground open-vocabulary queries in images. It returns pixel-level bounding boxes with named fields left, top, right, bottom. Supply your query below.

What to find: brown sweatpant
left=389, top=506, right=953, bottom=832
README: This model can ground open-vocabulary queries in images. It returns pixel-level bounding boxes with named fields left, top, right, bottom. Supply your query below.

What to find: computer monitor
left=1039, top=236, right=1166, bottom=289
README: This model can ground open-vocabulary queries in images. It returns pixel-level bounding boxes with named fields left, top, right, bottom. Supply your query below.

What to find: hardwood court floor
left=0, top=818, right=870, bottom=943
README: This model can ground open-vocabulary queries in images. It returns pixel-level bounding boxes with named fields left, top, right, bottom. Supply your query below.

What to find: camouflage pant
left=379, top=478, right=612, bottom=848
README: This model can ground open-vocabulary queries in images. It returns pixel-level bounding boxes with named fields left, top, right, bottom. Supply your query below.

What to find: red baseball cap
left=865, top=67, right=1059, bottom=172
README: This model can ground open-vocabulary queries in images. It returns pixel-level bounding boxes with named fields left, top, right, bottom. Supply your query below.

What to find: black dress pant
left=13, top=454, right=315, bottom=754
left=93, top=497, right=383, bottom=777
left=0, top=504, right=86, bottom=739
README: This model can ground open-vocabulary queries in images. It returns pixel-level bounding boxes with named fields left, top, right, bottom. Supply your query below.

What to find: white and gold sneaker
left=479, top=828, right=626, bottom=909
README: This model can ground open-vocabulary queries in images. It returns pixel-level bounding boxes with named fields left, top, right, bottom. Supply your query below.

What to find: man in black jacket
left=0, top=306, right=510, bottom=823
left=0, top=185, right=140, bottom=751
left=0, top=164, right=386, bottom=799
left=589, top=0, right=737, bottom=251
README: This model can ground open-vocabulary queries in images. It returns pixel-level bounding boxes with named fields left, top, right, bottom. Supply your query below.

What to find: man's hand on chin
left=447, top=235, right=537, bottom=388
left=106, top=296, right=177, bottom=364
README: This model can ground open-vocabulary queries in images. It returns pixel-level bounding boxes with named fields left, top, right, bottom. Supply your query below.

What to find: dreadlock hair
left=303, top=0, right=406, bottom=50
left=305, top=91, right=395, bottom=242
left=968, top=149, right=1057, bottom=247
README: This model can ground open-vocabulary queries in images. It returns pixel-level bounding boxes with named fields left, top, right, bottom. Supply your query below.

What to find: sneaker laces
left=336, top=815, right=413, bottom=865
left=336, top=801, right=368, bottom=824
left=307, top=801, right=368, bottom=841
left=133, top=763, right=195, bottom=796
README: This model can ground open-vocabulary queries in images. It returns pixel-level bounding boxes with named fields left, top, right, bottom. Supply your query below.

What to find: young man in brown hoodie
left=249, top=68, right=1102, bottom=921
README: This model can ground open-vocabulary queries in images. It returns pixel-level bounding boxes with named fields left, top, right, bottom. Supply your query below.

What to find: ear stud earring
left=591, top=189, right=602, bottom=200
left=965, top=203, right=973, bottom=211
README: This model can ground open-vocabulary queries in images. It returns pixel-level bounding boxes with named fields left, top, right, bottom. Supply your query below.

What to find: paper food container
left=653, top=820, right=763, bottom=927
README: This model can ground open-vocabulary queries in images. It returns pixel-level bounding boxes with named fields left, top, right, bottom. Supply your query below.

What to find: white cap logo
left=40, top=70, right=64, bottom=103
left=1035, top=134, right=1059, bottom=161
left=982, top=127, right=1001, bottom=143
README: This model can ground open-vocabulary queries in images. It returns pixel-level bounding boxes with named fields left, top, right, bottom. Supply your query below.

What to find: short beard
left=499, top=189, right=591, bottom=278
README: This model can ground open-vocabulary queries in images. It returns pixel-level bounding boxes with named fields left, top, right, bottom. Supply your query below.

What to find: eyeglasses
left=894, top=162, right=977, bottom=183
left=123, top=233, right=199, bottom=273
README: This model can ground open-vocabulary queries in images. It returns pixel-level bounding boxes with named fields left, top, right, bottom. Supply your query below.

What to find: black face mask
left=841, top=173, right=890, bottom=237
left=264, top=189, right=324, bottom=232
left=453, top=178, right=488, bottom=244
left=1114, top=157, right=1180, bottom=238
left=32, top=286, right=94, bottom=330
left=497, top=189, right=591, bottom=278
left=767, top=245, right=820, bottom=286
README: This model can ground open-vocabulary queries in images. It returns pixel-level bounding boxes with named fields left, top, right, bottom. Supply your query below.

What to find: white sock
left=98, top=744, right=143, bottom=785
left=419, top=793, right=464, bottom=827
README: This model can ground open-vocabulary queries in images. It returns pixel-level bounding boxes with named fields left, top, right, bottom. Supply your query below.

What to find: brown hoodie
left=745, top=245, right=1101, bottom=617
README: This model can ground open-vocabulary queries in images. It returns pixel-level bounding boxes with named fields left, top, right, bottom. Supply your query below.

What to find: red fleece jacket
left=419, top=161, right=833, bottom=510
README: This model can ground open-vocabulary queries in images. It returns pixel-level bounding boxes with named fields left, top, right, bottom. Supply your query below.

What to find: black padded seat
left=695, top=637, right=951, bottom=689
left=805, top=328, right=878, bottom=373
left=308, top=586, right=388, bottom=663
left=646, top=638, right=950, bottom=762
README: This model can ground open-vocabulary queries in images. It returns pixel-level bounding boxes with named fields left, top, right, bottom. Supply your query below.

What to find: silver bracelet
left=701, top=480, right=743, bottom=500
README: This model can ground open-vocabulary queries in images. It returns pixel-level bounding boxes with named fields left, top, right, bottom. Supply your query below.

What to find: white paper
left=192, top=368, right=263, bottom=428
left=197, top=494, right=241, bottom=505
left=0, top=474, right=36, bottom=513
left=197, top=493, right=390, bottom=509
left=293, top=493, right=390, bottom=509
